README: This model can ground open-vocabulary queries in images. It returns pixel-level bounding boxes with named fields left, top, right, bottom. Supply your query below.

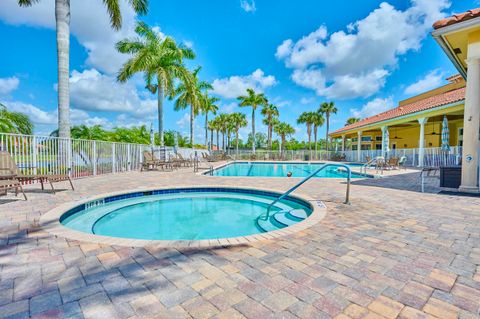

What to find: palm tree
left=18, top=0, right=148, bottom=139
left=117, top=21, right=194, bottom=146
left=237, top=88, right=268, bottom=154
left=297, top=111, right=316, bottom=157
left=346, top=117, right=360, bottom=126
left=202, top=94, right=219, bottom=149
left=319, top=101, right=337, bottom=151
left=207, top=119, right=216, bottom=150
left=173, top=67, right=212, bottom=147
left=0, top=103, right=33, bottom=135
left=311, top=112, right=325, bottom=158
left=211, top=116, right=222, bottom=151
left=229, top=112, right=247, bottom=156
left=274, top=122, right=295, bottom=158
left=217, top=113, right=229, bottom=151
left=261, top=103, right=279, bottom=150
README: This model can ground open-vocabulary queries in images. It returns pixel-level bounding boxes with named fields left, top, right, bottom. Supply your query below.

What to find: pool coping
left=201, top=160, right=376, bottom=179
left=39, top=185, right=327, bottom=248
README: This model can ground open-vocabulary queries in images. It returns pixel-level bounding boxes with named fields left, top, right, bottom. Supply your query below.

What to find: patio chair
left=387, top=157, right=399, bottom=170
left=398, top=156, right=407, bottom=169
left=142, top=151, right=171, bottom=171
left=177, top=153, right=193, bottom=167
left=0, top=151, right=74, bottom=194
left=0, top=178, right=27, bottom=200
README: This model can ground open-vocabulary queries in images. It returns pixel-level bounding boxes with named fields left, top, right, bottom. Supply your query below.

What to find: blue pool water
left=61, top=188, right=312, bottom=240
left=211, top=162, right=365, bottom=178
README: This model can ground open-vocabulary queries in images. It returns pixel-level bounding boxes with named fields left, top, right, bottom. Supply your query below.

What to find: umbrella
left=441, top=116, right=450, bottom=151
left=382, top=126, right=390, bottom=156
left=149, top=124, right=155, bottom=147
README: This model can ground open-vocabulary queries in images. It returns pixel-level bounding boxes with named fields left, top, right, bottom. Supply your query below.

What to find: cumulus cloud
left=300, top=97, right=315, bottom=105
left=350, top=97, right=395, bottom=119
left=69, top=69, right=156, bottom=119
left=240, top=0, right=256, bottom=12
left=404, top=69, right=444, bottom=95
left=212, top=69, right=277, bottom=99
left=0, top=0, right=139, bottom=74
left=220, top=102, right=237, bottom=114
left=276, top=0, right=450, bottom=99
left=0, top=76, right=20, bottom=95
left=176, top=113, right=190, bottom=128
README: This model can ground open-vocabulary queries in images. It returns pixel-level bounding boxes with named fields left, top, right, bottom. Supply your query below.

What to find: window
left=458, top=128, right=463, bottom=147
left=375, top=136, right=382, bottom=141
left=352, top=145, right=358, bottom=150
left=352, top=137, right=358, bottom=142
left=375, top=144, right=382, bottom=150
left=361, top=136, right=372, bottom=142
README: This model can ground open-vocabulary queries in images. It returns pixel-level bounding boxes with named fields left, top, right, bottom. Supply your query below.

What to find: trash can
left=440, top=166, right=461, bottom=188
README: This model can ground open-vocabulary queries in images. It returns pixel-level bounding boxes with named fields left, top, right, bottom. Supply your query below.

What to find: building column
left=357, top=131, right=362, bottom=162
left=341, top=135, right=345, bottom=152
left=381, top=126, right=388, bottom=158
left=418, top=118, right=428, bottom=167
left=460, top=56, right=480, bottom=192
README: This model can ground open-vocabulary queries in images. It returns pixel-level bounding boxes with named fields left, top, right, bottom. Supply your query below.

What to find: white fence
left=0, top=133, right=208, bottom=180
left=342, top=146, right=462, bottom=167
left=225, top=149, right=332, bottom=161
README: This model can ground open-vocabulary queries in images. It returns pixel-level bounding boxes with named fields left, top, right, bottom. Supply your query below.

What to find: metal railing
left=258, top=163, right=352, bottom=222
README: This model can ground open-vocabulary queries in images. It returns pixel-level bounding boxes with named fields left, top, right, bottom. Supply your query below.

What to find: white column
left=460, top=57, right=480, bottom=192
left=418, top=118, right=428, bottom=167
left=357, top=131, right=362, bottom=162
left=341, top=135, right=346, bottom=152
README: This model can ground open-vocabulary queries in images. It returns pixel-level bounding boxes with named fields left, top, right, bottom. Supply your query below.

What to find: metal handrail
left=361, top=158, right=377, bottom=174
left=259, top=163, right=352, bottom=221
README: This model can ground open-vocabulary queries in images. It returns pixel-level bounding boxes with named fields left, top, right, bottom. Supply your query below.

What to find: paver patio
left=0, top=165, right=479, bottom=318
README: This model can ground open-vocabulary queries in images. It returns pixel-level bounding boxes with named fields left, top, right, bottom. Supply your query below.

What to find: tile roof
left=433, top=8, right=480, bottom=30
left=331, top=87, right=465, bottom=135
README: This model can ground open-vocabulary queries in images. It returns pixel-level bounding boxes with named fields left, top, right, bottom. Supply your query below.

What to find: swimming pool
left=209, top=162, right=365, bottom=178
left=59, top=187, right=315, bottom=241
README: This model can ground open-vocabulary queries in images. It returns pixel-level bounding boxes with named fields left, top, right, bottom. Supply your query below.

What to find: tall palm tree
left=229, top=112, right=247, bottom=156
left=173, top=67, right=212, bottom=147
left=297, top=111, right=316, bottom=156
left=319, top=101, right=337, bottom=151
left=311, top=112, right=325, bottom=158
left=345, top=117, right=360, bottom=126
left=0, top=103, right=33, bottom=135
left=18, top=0, right=148, bottom=139
left=237, top=88, right=268, bottom=154
left=208, top=119, right=216, bottom=150
left=217, top=113, right=229, bottom=151
left=211, top=116, right=222, bottom=150
left=202, top=94, right=219, bottom=149
left=117, top=21, right=194, bottom=146
left=261, top=103, right=279, bottom=150
left=274, top=122, right=295, bottom=158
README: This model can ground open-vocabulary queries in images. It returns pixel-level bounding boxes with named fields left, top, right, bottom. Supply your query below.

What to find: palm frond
left=102, top=0, right=122, bottom=30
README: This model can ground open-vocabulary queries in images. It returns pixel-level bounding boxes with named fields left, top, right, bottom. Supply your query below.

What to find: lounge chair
left=387, top=157, right=399, bottom=170
left=176, top=153, right=192, bottom=167
left=0, top=151, right=74, bottom=194
left=398, top=156, right=407, bottom=169
left=0, top=177, right=27, bottom=200
left=142, top=151, right=171, bottom=171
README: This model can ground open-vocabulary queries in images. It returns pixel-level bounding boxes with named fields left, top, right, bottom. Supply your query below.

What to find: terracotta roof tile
left=433, top=8, right=480, bottom=30
left=331, top=87, right=465, bottom=135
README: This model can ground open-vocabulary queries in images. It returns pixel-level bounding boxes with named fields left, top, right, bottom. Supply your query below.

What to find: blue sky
left=0, top=0, right=476, bottom=142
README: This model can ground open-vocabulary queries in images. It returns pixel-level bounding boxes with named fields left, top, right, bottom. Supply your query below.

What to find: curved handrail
left=258, top=163, right=351, bottom=221
left=361, top=158, right=377, bottom=174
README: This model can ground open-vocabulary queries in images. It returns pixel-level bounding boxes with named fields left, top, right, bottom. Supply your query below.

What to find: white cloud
left=350, top=97, right=395, bottom=119
left=220, top=102, right=237, bottom=114
left=7, top=101, right=56, bottom=125
left=212, top=69, right=277, bottom=99
left=0, top=0, right=138, bottom=74
left=69, top=69, right=156, bottom=118
left=176, top=113, right=190, bottom=128
left=240, top=0, right=256, bottom=12
left=300, top=97, right=315, bottom=105
left=0, top=76, right=20, bottom=95
left=276, top=0, right=450, bottom=99
left=404, top=69, right=444, bottom=95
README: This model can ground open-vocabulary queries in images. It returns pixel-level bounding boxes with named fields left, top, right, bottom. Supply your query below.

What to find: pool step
left=257, top=209, right=308, bottom=232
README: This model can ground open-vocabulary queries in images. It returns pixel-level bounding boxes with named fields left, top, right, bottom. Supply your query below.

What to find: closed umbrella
left=382, top=126, right=390, bottom=157
left=441, top=116, right=450, bottom=151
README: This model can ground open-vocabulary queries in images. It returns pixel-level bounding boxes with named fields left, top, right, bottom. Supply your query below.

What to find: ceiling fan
left=390, top=127, right=403, bottom=140
left=426, top=121, right=439, bottom=136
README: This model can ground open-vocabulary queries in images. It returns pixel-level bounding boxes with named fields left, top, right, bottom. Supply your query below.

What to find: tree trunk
left=157, top=84, right=164, bottom=146
left=222, top=132, right=225, bottom=151
left=251, top=108, right=256, bottom=154
left=314, top=126, right=318, bottom=160
left=204, top=112, right=208, bottom=148
left=210, top=129, right=213, bottom=151
left=190, top=105, right=195, bottom=147
left=236, top=130, right=239, bottom=156
left=307, top=124, right=312, bottom=159
left=56, top=0, right=71, bottom=139
left=216, top=130, right=219, bottom=150
left=269, top=124, right=273, bottom=150
left=325, top=113, right=330, bottom=152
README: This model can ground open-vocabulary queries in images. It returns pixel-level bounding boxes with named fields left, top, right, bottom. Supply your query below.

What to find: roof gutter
left=330, top=100, right=464, bottom=136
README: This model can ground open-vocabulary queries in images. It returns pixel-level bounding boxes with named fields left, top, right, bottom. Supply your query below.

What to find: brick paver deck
left=0, top=166, right=479, bottom=318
